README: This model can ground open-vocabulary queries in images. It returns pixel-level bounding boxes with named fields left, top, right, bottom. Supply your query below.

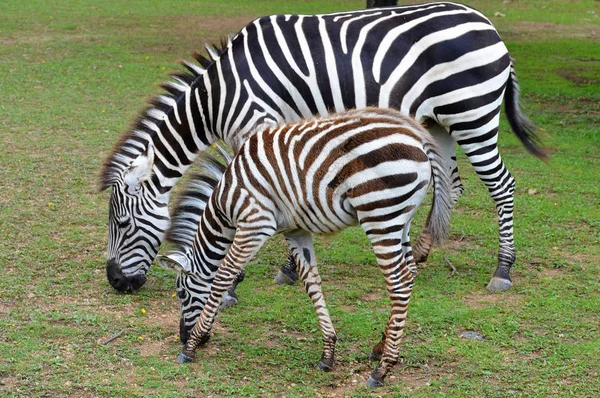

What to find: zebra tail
left=505, top=63, right=548, bottom=160
left=166, top=142, right=233, bottom=248
left=424, top=140, right=452, bottom=245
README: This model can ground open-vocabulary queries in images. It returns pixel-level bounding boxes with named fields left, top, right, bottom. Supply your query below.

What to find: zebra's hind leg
left=284, top=230, right=337, bottom=372
left=365, top=235, right=414, bottom=388
left=273, top=250, right=299, bottom=285
left=458, top=121, right=516, bottom=291
left=368, top=333, right=385, bottom=361
left=485, top=167, right=516, bottom=292
left=413, top=124, right=462, bottom=263
left=370, top=219, right=416, bottom=363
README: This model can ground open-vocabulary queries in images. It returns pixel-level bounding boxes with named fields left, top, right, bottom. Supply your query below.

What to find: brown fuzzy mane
left=98, top=38, right=231, bottom=191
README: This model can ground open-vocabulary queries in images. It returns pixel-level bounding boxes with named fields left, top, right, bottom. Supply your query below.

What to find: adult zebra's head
left=98, top=43, right=233, bottom=292
left=101, top=142, right=171, bottom=292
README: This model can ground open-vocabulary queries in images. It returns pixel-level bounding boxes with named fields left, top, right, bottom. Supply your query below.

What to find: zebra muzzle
left=106, top=259, right=147, bottom=292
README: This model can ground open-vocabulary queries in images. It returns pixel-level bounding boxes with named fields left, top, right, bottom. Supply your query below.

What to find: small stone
left=528, top=188, right=538, bottom=195
left=459, top=330, right=484, bottom=341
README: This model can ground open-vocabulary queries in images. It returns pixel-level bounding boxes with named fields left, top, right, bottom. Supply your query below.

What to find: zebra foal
left=158, top=108, right=452, bottom=387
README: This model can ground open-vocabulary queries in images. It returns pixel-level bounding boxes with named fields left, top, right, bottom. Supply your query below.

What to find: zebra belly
left=274, top=194, right=358, bottom=235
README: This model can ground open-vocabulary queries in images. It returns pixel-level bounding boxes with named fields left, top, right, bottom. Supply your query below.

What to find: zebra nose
left=106, top=259, right=147, bottom=292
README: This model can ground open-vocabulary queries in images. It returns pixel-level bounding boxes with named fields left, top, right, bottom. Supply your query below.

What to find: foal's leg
left=284, top=230, right=338, bottom=372
left=178, top=228, right=274, bottom=362
left=369, top=218, right=416, bottom=363
left=353, top=192, right=425, bottom=387
left=365, top=230, right=414, bottom=388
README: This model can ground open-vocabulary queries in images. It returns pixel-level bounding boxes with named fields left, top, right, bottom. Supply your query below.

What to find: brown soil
left=462, top=289, right=524, bottom=310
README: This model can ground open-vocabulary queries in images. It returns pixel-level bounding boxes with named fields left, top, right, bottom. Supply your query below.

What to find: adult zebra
left=158, top=108, right=453, bottom=388
left=100, top=2, right=545, bottom=293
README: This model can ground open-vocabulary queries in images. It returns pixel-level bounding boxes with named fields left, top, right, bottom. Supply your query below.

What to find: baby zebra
left=158, top=108, right=452, bottom=387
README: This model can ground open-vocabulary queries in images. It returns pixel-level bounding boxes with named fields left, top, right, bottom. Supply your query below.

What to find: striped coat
left=101, top=2, right=544, bottom=293
left=159, top=108, right=452, bottom=387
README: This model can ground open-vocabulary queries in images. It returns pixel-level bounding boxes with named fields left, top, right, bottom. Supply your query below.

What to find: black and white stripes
left=159, top=108, right=452, bottom=387
left=100, top=2, right=544, bottom=292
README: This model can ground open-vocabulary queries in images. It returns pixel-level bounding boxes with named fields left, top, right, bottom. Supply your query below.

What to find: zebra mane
left=166, top=142, right=233, bottom=248
left=98, top=38, right=233, bottom=191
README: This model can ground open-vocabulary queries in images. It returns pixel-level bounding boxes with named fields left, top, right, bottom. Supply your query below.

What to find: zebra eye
left=176, top=290, right=187, bottom=299
left=116, top=217, right=129, bottom=229
left=125, top=182, right=143, bottom=195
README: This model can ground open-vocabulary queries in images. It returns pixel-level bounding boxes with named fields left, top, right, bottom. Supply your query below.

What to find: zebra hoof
left=274, top=270, right=296, bottom=286
left=176, top=352, right=194, bottom=364
left=219, top=292, right=238, bottom=310
left=487, top=277, right=512, bottom=292
left=316, top=360, right=333, bottom=372
left=365, top=376, right=384, bottom=388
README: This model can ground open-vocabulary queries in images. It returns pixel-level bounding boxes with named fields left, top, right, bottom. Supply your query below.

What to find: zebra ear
left=125, top=143, right=155, bottom=185
left=157, top=251, right=191, bottom=275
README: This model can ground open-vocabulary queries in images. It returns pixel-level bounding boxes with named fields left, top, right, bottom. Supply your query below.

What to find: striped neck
left=100, top=44, right=235, bottom=194
left=189, top=197, right=236, bottom=275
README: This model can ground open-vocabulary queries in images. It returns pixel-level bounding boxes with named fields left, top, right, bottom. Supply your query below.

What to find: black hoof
left=175, top=352, right=194, bottom=364
left=316, top=360, right=333, bottom=372
left=365, top=376, right=384, bottom=388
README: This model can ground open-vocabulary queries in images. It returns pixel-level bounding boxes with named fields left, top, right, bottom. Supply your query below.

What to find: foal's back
left=231, top=108, right=435, bottom=233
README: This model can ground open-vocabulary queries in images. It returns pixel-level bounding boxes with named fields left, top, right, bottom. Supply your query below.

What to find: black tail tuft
left=505, top=64, right=548, bottom=161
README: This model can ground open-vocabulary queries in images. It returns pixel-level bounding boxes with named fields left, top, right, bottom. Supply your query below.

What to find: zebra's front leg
left=178, top=229, right=273, bottom=363
left=285, top=230, right=337, bottom=372
left=177, top=260, right=238, bottom=363
left=273, top=249, right=299, bottom=285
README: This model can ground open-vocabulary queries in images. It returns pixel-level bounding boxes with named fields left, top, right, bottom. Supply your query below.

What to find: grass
left=1, top=0, right=599, bottom=396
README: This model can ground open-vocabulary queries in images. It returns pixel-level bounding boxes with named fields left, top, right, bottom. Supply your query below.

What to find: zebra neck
left=189, top=198, right=235, bottom=276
